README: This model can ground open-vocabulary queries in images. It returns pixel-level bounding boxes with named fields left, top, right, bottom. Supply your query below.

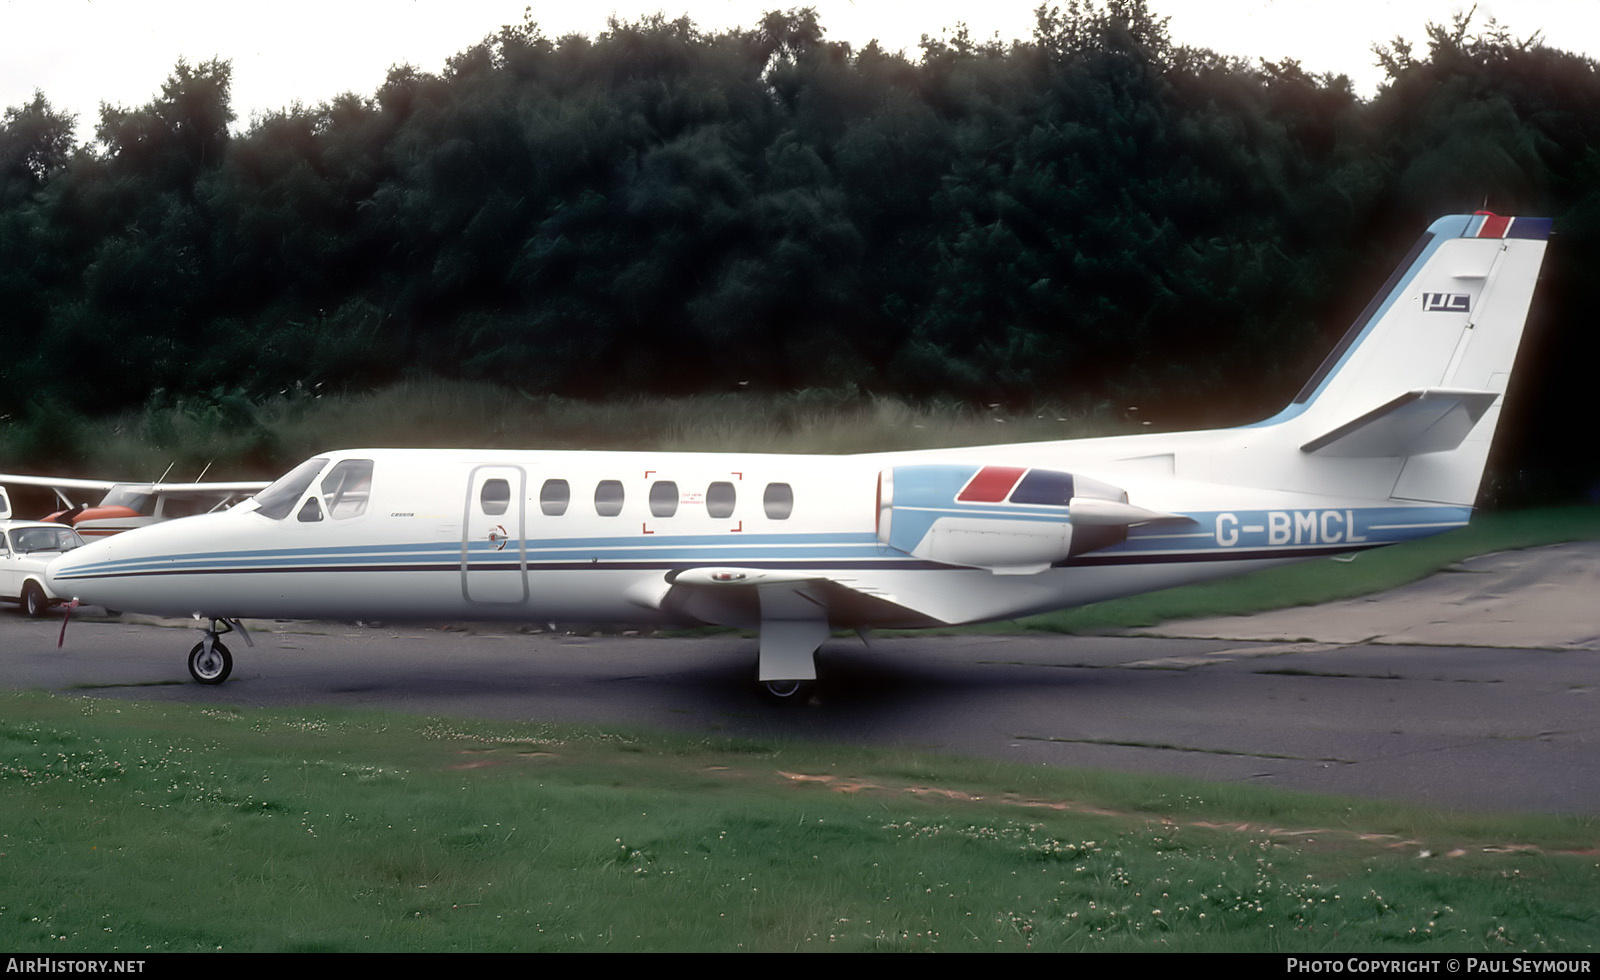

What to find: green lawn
left=2, top=692, right=1595, bottom=953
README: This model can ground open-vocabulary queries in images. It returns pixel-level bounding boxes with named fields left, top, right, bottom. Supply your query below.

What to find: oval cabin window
left=706, top=481, right=736, bottom=519
left=480, top=478, right=511, bottom=516
left=540, top=479, right=570, bottom=517
left=594, top=480, right=625, bottom=517
left=649, top=481, right=679, bottom=518
left=763, top=482, right=793, bottom=520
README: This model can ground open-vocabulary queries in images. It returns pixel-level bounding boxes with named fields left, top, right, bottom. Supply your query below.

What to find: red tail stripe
left=1477, top=213, right=1512, bottom=238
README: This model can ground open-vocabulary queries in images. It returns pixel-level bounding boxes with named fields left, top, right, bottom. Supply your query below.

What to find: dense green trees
left=0, top=2, right=1595, bottom=493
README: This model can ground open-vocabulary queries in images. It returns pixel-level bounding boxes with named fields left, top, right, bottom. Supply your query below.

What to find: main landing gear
left=756, top=614, right=828, bottom=704
left=187, top=618, right=253, bottom=685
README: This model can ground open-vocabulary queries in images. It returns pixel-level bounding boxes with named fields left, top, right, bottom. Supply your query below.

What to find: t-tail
left=1231, top=212, right=1550, bottom=509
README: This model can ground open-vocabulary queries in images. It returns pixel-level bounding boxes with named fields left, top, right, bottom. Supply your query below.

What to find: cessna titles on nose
left=1214, top=510, right=1367, bottom=548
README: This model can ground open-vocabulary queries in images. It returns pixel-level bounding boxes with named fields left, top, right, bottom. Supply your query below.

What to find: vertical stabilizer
left=1279, top=213, right=1549, bottom=506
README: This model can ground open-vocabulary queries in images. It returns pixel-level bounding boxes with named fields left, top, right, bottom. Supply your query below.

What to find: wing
left=0, top=472, right=119, bottom=492
left=633, top=567, right=948, bottom=630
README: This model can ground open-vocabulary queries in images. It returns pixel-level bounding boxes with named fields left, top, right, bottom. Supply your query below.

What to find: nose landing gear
left=187, top=618, right=252, bottom=685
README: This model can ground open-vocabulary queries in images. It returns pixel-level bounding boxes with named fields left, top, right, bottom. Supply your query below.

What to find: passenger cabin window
left=649, top=481, right=678, bottom=518
left=480, top=478, right=511, bottom=516
left=594, top=480, right=625, bottom=517
left=540, top=479, right=570, bottom=516
left=321, top=459, right=373, bottom=519
left=763, top=483, right=793, bottom=520
left=706, top=482, right=736, bottom=519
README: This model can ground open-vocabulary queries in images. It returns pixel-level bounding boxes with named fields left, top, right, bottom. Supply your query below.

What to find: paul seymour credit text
left=1287, top=959, right=1592, bottom=974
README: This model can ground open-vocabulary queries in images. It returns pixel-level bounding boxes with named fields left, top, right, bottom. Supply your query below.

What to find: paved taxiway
left=4, top=540, right=1598, bottom=813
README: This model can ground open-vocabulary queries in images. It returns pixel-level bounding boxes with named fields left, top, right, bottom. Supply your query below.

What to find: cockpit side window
left=255, top=458, right=329, bottom=521
left=297, top=497, right=324, bottom=523
left=322, top=459, right=374, bottom=519
left=100, top=487, right=155, bottom=514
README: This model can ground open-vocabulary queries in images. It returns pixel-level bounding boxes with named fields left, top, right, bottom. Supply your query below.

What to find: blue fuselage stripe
left=50, top=505, right=1466, bottom=581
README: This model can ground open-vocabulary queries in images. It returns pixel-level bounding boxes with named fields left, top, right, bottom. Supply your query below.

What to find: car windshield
left=13, top=526, right=83, bottom=554
left=252, top=458, right=329, bottom=521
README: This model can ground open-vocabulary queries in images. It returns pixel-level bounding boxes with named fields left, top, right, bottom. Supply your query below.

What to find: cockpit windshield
left=99, top=486, right=155, bottom=513
left=253, top=457, right=329, bottom=520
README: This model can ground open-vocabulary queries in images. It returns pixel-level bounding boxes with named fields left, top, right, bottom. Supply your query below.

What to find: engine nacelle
left=876, top=464, right=1177, bottom=574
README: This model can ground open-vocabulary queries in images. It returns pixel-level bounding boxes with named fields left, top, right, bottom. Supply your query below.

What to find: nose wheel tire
left=188, top=639, right=233, bottom=685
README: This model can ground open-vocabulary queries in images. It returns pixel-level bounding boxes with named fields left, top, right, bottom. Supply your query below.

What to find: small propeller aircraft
left=0, top=472, right=268, bottom=535
left=47, top=213, right=1551, bottom=697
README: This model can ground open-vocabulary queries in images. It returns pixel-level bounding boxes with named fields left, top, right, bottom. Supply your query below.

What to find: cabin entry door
left=461, top=465, right=528, bottom=605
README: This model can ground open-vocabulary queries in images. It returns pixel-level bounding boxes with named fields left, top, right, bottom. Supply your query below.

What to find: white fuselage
left=44, top=441, right=1467, bottom=629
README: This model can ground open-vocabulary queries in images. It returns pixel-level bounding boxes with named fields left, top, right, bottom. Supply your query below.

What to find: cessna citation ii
left=47, top=213, right=1551, bottom=697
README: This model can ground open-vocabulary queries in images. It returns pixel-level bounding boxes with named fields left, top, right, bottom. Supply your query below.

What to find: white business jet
left=47, top=213, right=1550, bottom=696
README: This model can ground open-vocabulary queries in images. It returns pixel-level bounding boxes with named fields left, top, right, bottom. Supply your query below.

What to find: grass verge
left=1, top=692, right=1595, bottom=952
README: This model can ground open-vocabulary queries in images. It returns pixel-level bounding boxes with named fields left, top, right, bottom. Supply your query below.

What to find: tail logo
left=1422, top=292, right=1471, bottom=313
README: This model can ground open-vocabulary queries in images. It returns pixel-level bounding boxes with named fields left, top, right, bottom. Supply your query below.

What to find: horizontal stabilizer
left=1300, top=388, right=1500, bottom=458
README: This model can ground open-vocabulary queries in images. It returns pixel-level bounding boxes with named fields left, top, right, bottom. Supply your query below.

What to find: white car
left=1, top=520, right=86, bottom=617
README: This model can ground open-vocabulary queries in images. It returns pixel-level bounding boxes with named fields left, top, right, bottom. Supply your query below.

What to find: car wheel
left=22, top=582, right=48, bottom=618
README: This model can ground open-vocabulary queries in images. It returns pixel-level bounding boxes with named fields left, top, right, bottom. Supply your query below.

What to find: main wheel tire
left=188, top=639, right=233, bottom=685
left=760, top=679, right=815, bottom=702
left=22, top=582, right=48, bottom=619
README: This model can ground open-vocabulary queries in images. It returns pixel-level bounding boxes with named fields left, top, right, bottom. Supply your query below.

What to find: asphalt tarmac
left=4, top=540, right=1598, bottom=814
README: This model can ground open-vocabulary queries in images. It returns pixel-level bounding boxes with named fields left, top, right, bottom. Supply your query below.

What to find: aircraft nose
left=46, top=536, right=114, bottom=601
left=45, top=511, right=239, bottom=616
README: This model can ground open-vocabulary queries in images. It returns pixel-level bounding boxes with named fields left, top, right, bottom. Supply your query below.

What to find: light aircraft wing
left=0, top=472, right=269, bottom=522
left=145, top=481, right=272, bottom=494
left=0, top=472, right=119, bottom=492
left=0, top=472, right=269, bottom=494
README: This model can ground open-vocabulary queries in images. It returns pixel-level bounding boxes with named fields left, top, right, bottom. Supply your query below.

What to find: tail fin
left=1270, top=213, right=1550, bottom=506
